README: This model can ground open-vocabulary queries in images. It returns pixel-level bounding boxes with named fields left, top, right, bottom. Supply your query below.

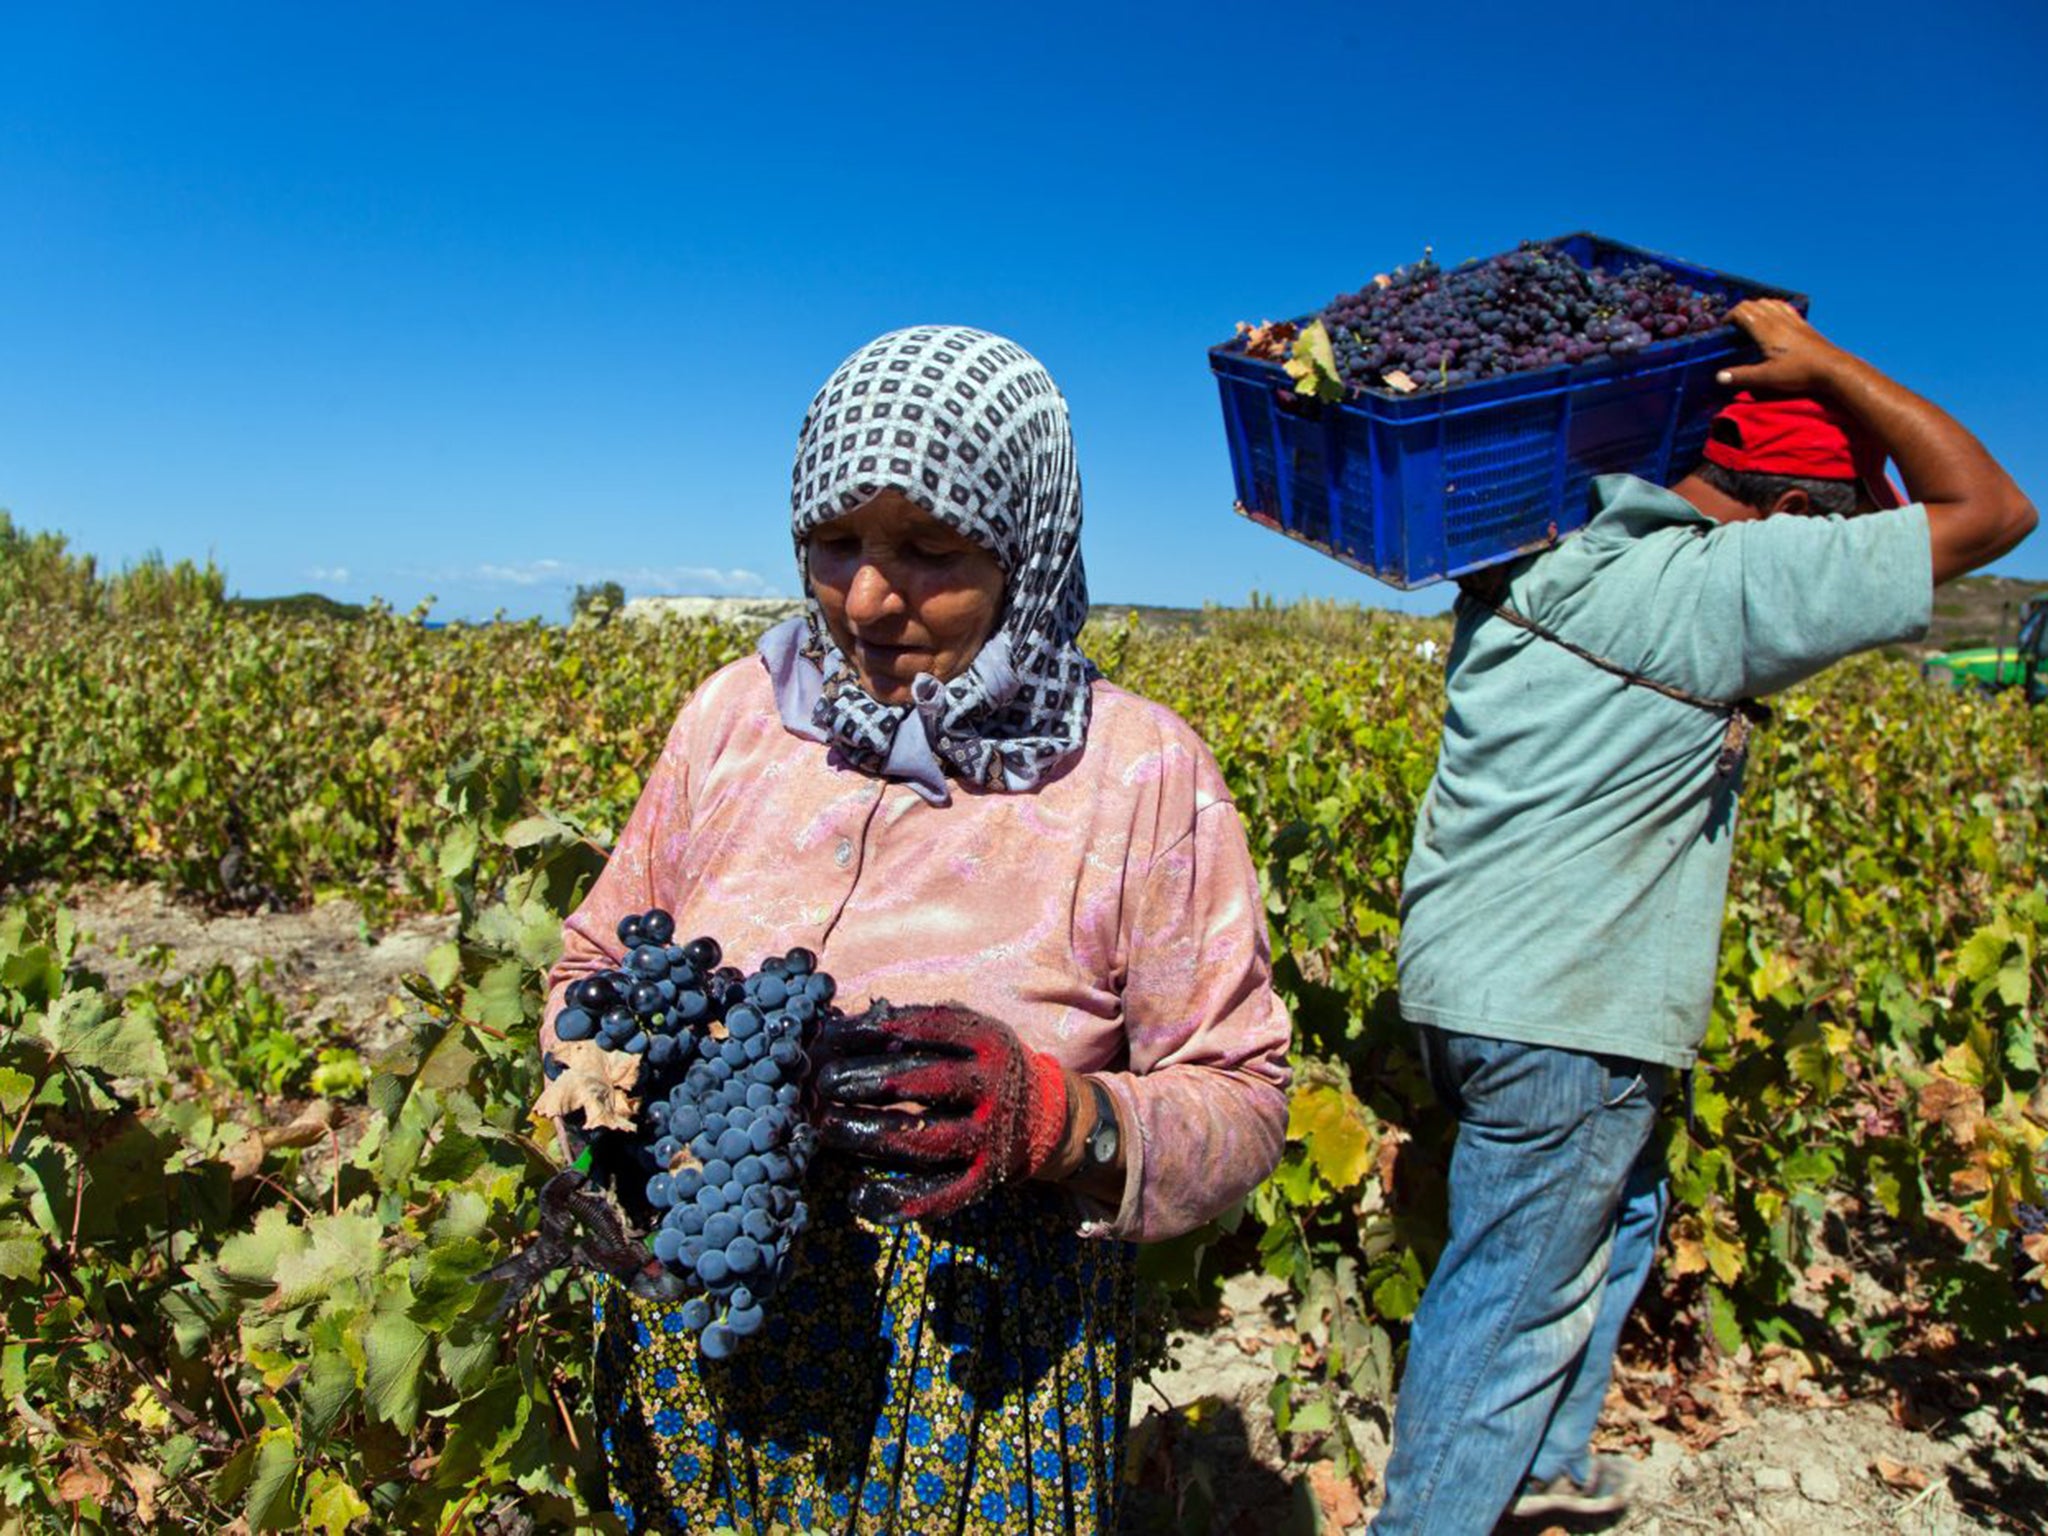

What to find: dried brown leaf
left=124, top=1461, right=165, bottom=1521
left=228, top=1100, right=338, bottom=1182
left=1309, top=1459, right=1368, bottom=1528
left=532, top=1039, right=642, bottom=1132
left=55, top=1449, right=113, bottom=1503
left=1235, top=319, right=1300, bottom=362
left=1915, top=1076, right=1985, bottom=1147
left=1871, top=1456, right=1931, bottom=1493
left=1374, top=1124, right=1408, bottom=1194
left=1925, top=1203, right=1975, bottom=1245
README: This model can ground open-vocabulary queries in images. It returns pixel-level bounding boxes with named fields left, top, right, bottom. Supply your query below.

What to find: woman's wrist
left=1034, top=1068, right=1129, bottom=1210
left=1035, top=1067, right=1095, bottom=1183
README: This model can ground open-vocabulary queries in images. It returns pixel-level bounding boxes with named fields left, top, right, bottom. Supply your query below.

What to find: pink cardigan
left=544, top=655, right=1292, bottom=1242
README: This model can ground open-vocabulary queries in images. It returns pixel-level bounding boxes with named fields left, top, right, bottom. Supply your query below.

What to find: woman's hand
left=811, top=1002, right=1072, bottom=1222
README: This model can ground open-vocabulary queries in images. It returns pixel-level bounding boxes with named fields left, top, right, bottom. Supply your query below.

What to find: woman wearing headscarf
left=544, top=325, right=1290, bottom=1533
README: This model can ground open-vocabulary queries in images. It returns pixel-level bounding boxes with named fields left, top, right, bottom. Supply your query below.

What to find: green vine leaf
left=268, top=1212, right=383, bottom=1312
left=364, top=1304, right=431, bottom=1434
left=245, top=1424, right=299, bottom=1531
left=39, top=990, right=169, bottom=1080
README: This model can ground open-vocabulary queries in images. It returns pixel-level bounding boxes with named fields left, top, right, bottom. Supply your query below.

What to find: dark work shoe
left=1509, top=1456, right=1632, bottom=1519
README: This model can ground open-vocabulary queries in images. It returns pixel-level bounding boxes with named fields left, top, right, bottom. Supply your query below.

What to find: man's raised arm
left=1716, top=298, right=2036, bottom=584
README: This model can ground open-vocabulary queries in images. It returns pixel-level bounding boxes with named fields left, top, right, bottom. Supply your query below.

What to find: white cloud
left=471, top=559, right=571, bottom=587
left=401, top=557, right=786, bottom=597
left=307, top=565, right=351, bottom=583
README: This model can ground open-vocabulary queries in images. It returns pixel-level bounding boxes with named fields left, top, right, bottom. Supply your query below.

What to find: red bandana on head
left=1703, top=393, right=1902, bottom=509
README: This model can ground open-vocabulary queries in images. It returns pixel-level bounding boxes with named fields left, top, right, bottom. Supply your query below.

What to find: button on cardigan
left=545, top=654, right=1292, bottom=1243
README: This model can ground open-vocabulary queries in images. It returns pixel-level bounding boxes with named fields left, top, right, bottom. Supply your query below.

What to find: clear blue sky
left=4, top=1, right=2044, bottom=622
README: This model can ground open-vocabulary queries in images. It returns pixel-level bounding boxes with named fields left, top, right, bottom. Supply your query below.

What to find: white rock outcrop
left=621, top=596, right=805, bottom=631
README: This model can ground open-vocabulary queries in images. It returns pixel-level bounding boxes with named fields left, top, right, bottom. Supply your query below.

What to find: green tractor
left=1923, top=593, right=2048, bottom=702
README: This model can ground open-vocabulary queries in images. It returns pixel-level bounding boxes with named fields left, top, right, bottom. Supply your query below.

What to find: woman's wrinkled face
left=806, top=488, right=1006, bottom=706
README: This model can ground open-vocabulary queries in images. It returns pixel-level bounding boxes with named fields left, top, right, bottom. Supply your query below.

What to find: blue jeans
left=1370, top=1028, right=1669, bottom=1536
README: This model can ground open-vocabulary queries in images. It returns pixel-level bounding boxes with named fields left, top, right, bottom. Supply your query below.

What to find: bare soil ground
left=1129, top=1266, right=2044, bottom=1535
left=53, top=884, right=2048, bottom=1536
left=58, top=880, right=455, bottom=1061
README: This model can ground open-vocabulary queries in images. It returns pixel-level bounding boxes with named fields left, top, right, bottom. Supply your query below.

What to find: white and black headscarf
left=757, top=325, right=1095, bottom=804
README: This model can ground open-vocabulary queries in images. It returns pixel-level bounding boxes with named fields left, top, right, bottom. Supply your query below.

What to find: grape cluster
left=2017, top=1201, right=2046, bottom=1307
left=1314, top=243, right=1727, bottom=395
left=547, top=907, right=832, bottom=1358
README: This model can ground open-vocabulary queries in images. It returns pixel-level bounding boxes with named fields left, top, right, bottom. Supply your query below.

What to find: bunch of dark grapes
left=2017, top=1201, right=2047, bottom=1307
left=1315, top=243, right=1727, bottom=396
left=546, top=907, right=833, bottom=1358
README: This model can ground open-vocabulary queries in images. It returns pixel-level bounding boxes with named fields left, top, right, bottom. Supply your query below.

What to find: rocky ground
left=1130, top=1270, right=2044, bottom=1533
left=52, top=884, right=2048, bottom=1535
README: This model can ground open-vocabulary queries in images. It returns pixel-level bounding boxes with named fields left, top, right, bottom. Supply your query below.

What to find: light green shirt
left=1397, top=474, right=1932, bottom=1068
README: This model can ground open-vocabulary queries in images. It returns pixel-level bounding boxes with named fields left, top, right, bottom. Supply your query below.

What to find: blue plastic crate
left=1210, top=233, right=1808, bottom=588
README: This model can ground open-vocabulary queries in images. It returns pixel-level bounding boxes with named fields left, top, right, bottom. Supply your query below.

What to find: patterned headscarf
left=765, top=324, right=1095, bottom=802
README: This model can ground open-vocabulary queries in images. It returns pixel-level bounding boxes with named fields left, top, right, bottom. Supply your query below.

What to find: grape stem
left=437, top=1486, right=482, bottom=1536
left=550, top=1374, right=583, bottom=1454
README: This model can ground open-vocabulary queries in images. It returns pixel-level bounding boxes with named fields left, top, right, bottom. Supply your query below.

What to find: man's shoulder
left=1512, top=475, right=1712, bottom=601
left=1581, top=473, right=1713, bottom=542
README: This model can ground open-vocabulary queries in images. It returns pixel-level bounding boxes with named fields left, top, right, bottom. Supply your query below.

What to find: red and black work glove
left=811, top=1001, right=1070, bottom=1224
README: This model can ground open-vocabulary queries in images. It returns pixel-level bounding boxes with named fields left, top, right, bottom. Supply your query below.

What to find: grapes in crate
left=538, top=907, right=836, bottom=1358
left=1279, top=241, right=1728, bottom=399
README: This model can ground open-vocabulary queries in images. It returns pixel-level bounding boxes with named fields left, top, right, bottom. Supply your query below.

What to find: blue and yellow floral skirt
left=593, top=1168, right=1138, bottom=1534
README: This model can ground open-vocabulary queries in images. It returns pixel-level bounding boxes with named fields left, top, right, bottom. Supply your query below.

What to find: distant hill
left=228, top=591, right=369, bottom=621
left=1922, top=574, right=2046, bottom=655
left=618, top=595, right=1437, bottom=637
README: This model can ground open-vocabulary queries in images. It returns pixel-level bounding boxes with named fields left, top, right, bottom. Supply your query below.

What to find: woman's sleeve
left=1094, top=783, right=1293, bottom=1243
left=538, top=704, right=697, bottom=1054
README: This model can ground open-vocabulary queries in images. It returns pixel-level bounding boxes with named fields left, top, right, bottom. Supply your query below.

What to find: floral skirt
left=593, top=1167, right=1139, bottom=1534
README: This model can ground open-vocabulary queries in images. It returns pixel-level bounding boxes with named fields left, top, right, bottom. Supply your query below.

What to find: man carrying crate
left=1371, top=299, right=2036, bottom=1534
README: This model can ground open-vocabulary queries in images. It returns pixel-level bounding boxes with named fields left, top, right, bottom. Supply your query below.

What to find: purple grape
left=726, top=1303, right=765, bottom=1338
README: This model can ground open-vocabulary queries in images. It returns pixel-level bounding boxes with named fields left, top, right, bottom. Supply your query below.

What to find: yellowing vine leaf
left=1955, top=920, right=2011, bottom=984
left=1702, top=1209, right=1745, bottom=1285
left=1751, top=948, right=1799, bottom=1002
left=533, top=1039, right=642, bottom=1131
left=1283, top=320, right=1345, bottom=402
left=1287, top=1082, right=1374, bottom=1191
left=1668, top=1213, right=1708, bottom=1279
